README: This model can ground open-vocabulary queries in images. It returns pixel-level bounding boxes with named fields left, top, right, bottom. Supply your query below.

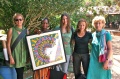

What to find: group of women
left=2, top=12, right=113, bottom=79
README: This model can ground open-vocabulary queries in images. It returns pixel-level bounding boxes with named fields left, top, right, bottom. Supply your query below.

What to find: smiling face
left=62, top=15, right=68, bottom=26
left=78, top=22, right=86, bottom=32
left=41, top=19, right=49, bottom=29
left=92, top=16, right=106, bottom=32
left=94, top=20, right=104, bottom=31
left=14, top=15, right=24, bottom=27
left=76, top=19, right=87, bottom=32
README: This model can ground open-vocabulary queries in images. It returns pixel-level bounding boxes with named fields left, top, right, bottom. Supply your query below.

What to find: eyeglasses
left=14, top=19, right=23, bottom=21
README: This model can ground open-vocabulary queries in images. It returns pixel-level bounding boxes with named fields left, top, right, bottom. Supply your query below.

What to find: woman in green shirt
left=7, top=13, right=29, bottom=79
left=55, top=13, right=73, bottom=74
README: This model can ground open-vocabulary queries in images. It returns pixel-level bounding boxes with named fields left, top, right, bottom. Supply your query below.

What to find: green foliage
left=0, top=0, right=82, bottom=71
left=0, top=0, right=118, bottom=31
left=0, top=0, right=82, bottom=31
left=0, top=0, right=29, bottom=31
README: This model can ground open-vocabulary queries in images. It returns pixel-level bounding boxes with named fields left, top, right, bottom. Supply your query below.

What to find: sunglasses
left=14, top=19, right=23, bottom=21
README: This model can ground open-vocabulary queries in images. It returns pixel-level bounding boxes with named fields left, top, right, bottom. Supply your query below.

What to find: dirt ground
left=24, top=29, right=120, bottom=79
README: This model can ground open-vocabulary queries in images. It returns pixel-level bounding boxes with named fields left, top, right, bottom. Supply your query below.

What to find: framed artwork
left=26, top=30, right=66, bottom=70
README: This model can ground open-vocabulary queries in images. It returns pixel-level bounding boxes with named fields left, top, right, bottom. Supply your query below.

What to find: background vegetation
left=0, top=0, right=120, bottom=32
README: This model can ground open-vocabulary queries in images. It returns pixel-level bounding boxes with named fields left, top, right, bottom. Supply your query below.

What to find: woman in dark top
left=72, top=19, right=92, bottom=79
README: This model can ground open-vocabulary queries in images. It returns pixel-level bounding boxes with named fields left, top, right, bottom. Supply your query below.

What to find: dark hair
left=41, top=18, right=49, bottom=24
left=76, top=19, right=88, bottom=32
left=40, top=17, right=50, bottom=30
left=60, top=13, right=71, bottom=33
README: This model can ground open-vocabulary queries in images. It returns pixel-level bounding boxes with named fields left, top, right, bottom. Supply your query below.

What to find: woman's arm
left=106, top=41, right=113, bottom=60
left=7, top=28, right=12, bottom=56
left=103, top=40, right=113, bottom=70
left=70, top=39, right=75, bottom=53
left=7, top=28, right=15, bottom=64
left=27, top=29, right=29, bottom=35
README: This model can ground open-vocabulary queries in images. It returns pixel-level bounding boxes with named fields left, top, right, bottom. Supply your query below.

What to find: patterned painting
left=26, top=30, right=66, bottom=70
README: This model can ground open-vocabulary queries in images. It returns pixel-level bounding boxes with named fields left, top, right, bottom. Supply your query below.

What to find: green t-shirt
left=54, top=27, right=73, bottom=55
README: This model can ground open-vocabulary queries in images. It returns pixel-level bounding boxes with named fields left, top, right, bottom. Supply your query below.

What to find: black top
left=73, top=31, right=92, bottom=54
